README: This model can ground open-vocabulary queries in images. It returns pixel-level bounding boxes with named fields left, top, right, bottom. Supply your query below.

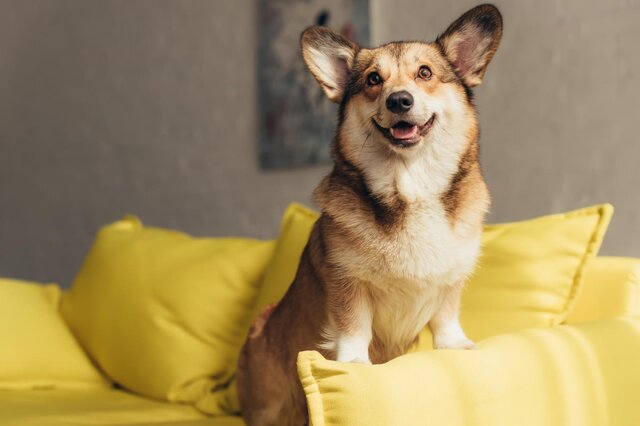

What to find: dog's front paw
left=348, top=357, right=372, bottom=364
left=434, top=336, right=476, bottom=350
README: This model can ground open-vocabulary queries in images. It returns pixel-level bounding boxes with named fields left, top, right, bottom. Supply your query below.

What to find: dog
left=237, top=4, right=503, bottom=425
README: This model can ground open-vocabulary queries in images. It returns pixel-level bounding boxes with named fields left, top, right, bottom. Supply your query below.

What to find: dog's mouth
left=372, top=115, right=436, bottom=148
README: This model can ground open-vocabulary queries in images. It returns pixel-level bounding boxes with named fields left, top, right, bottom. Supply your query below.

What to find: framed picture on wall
left=258, top=0, right=370, bottom=169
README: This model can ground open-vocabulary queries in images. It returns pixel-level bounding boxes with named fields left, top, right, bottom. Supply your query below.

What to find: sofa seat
left=0, top=388, right=243, bottom=426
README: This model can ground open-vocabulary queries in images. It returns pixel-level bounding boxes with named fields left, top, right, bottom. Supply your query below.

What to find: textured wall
left=1, top=0, right=639, bottom=287
left=373, top=0, right=640, bottom=258
left=0, top=0, right=329, bottom=286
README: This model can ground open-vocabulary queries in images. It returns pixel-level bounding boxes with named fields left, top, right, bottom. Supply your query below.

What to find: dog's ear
left=301, top=26, right=358, bottom=103
left=436, top=4, right=502, bottom=87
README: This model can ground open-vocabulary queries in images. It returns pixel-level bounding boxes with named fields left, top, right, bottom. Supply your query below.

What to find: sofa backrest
left=566, top=256, right=640, bottom=324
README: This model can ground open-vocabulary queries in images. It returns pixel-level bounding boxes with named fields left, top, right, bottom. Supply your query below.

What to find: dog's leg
left=429, top=282, right=475, bottom=350
left=332, top=282, right=373, bottom=364
left=238, top=304, right=304, bottom=426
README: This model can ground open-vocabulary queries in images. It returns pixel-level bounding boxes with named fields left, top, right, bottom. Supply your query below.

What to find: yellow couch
left=298, top=257, right=640, bottom=426
left=1, top=207, right=639, bottom=426
left=1, top=257, right=638, bottom=426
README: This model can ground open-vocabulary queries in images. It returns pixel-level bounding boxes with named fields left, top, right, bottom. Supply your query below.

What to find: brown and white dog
left=238, top=4, right=502, bottom=425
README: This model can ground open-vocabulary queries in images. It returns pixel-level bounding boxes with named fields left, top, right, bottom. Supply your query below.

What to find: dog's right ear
left=301, top=26, right=358, bottom=103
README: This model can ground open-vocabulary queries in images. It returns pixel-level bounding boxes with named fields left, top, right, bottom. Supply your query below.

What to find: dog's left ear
left=436, top=4, right=503, bottom=87
left=301, top=26, right=358, bottom=103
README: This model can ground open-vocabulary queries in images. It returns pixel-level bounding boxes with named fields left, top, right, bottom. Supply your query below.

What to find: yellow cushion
left=258, top=203, right=612, bottom=350
left=566, top=256, right=640, bottom=324
left=0, top=278, right=107, bottom=390
left=193, top=204, right=318, bottom=416
left=298, top=317, right=640, bottom=426
left=253, top=202, right=318, bottom=314
left=454, top=203, right=613, bottom=342
left=0, top=388, right=244, bottom=426
left=60, top=216, right=275, bottom=406
left=193, top=377, right=241, bottom=417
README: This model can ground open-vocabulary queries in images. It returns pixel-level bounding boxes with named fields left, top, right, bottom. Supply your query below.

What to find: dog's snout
left=386, top=91, right=414, bottom=114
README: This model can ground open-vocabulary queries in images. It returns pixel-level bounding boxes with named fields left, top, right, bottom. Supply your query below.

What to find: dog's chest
left=389, top=206, right=478, bottom=282
left=326, top=148, right=484, bottom=356
left=365, top=208, right=479, bottom=358
left=339, top=199, right=480, bottom=288
left=363, top=150, right=480, bottom=282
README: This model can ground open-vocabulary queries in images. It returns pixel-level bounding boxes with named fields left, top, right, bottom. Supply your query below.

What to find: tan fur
left=238, top=5, right=502, bottom=425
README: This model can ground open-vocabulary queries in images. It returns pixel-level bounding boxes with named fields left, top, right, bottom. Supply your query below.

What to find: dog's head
left=301, top=4, right=502, bottom=158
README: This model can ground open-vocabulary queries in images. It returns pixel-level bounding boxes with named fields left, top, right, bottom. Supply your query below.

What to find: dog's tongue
left=390, top=123, right=418, bottom=140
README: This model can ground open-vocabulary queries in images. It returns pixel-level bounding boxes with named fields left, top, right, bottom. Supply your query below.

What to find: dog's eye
left=418, top=65, right=432, bottom=80
left=367, top=72, right=382, bottom=86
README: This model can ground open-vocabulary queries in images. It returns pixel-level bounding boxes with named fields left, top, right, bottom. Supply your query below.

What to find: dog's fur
left=237, top=5, right=503, bottom=425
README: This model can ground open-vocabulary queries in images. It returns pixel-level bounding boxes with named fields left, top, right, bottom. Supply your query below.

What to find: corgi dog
left=238, top=4, right=503, bottom=425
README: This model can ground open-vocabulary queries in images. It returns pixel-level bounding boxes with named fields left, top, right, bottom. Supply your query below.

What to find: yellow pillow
left=297, top=317, right=640, bottom=426
left=454, top=203, right=613, bottom=343
left=253, top=203, right=318, bottom=314
left=191, top=204, right=318, bottom=416
left=257, top=203, right=612, bottom=350
left=0, top=278, right=108, bottom=390
left=60, top=216, right=275, bottom=405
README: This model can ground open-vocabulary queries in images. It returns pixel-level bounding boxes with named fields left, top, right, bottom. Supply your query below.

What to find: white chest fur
left=337, top=140, right=481, bottom=287
left=328, top=143, right=482, bottom=358
left=348, top=205, right=480, bottom=352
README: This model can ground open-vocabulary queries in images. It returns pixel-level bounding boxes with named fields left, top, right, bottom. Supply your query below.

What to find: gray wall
left=1, top=0, right=638, bottom=287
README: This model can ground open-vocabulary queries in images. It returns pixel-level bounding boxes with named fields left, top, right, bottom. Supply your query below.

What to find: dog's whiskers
left=360, top=128, right=373, bottom=158
left=358, top=112, right=380, bottom=157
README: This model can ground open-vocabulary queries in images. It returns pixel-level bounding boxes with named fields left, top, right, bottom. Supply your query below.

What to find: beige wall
left=1, top=0, right=638, bottom=287
left=374, top=0, right=640, bottom=258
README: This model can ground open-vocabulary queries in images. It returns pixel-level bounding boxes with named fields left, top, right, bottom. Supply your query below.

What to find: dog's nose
left=386, top=91, right=414, bottom=114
